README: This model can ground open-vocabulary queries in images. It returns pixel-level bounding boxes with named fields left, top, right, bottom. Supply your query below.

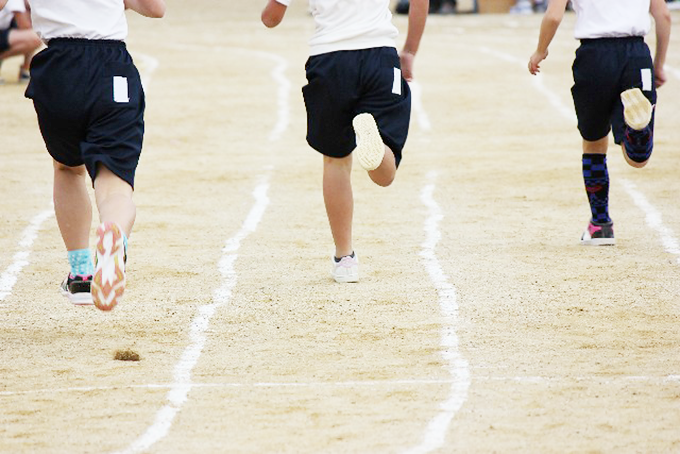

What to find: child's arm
left=261, top=0, right=288, bottom=28
left=400, top=0, right=428, bottom=82
left=650, top=0, right=671, bottom=87
left=0, top=0, right=7, bottom=10
left=528, top=0, right=569, bottom=75
left=124, top=0, right=166, bottom=18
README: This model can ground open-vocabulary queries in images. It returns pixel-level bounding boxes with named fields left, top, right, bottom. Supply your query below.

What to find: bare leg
left=367, top=146, right=397, bottom=187
left=93, top=164, right=136, bottom=237
left=323, top=155, right=353, bottom=258
left=583, top=136, right=608, bottom=155
left=53, top=161, right=92, bottom=251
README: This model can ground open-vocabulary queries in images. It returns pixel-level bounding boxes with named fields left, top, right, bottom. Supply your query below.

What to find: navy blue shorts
left=302, top=47, right=411, bottom=167
left=571, top=37, right=656, bottom=144
left=0, top=19, right=17, bottom=53
left=25, top=38, right=145, bottom=188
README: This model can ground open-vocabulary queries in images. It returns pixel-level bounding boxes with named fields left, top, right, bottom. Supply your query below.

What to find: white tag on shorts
left=641, top=68, right=652, bottom=92
left=113, top=76, right=130, bottom=103
left=392, top=68, right=402, bottom=96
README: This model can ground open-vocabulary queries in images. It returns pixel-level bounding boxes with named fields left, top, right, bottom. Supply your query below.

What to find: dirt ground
left=1, top=1, right=679, bottom=453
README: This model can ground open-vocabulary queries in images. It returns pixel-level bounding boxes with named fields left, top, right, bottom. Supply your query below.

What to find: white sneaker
left=353, top=113, right=385, bottom=171
left=331, top=253, right=359, bottom=283
left=92, top=222, right=126, bottom=311
left=621, top=88, right=653, bottom=131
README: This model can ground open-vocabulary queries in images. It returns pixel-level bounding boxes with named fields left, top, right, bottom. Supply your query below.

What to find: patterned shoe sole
left=621, top=88, right=652, bottom=131
left=353, top=113, right=385, bottom=171
left=92, top=223, right=125, bottom=311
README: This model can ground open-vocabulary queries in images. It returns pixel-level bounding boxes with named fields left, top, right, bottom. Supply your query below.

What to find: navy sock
left=582, top=154, right=611, bottom=225
left=623, top=125, right=653, bottom=163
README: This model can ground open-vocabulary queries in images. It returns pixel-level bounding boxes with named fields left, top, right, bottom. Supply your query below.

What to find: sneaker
left=621, top=88, right=653, bottom=131
left=331, top=253, right=359, bottom=283
left=510, top=0, right=533, bottom=14
left=92, top=222, right=126, bottom=311
left=581, top=221, right=616, bottom=246
left=353, top=113, right=385, bottom=171
left=60, top=274, right=93, bottom=305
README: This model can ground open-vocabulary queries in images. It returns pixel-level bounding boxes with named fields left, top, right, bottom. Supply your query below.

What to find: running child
left=529, top=0, right=671, bottom=245
left=0, top=0, right=40, bottom=82
left=25, top=0, right=166, bottom=310
left=261, top=0, right=429, bottom=282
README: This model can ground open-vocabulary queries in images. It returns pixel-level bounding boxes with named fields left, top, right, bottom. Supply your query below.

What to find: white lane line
left=479, top=46, right=576, bottom=124
left=0, top=209, right=53, bottom=303
left=115, top=178, right=271, bottom=454
left=620, top=179, right=680, bottom=264
left=665, top=64, right=680, bottom=81
left=168, top=44, right=291, bottom=143
left=409, top=80, right=433, bottom=132
left=4, top=374, right=679, bottom=397
left=404, top=172, right=470, bottom=454
left=482, top=46, right=680, bottom=264
left=133, top=52, right=159, bottom=93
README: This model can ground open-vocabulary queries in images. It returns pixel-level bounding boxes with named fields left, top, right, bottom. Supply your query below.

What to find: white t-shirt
left=572, top=0, right=651, bottom=39
left=0, top=0, right=25, bottom=30
left=276, top=0, right=398, bottom=56
left=29, top=0, right=128, bottom=42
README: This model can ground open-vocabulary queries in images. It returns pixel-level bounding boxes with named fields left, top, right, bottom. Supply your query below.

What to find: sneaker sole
left=353, top=113, right=385, bottom=171
left=60, top=286, right=94, bottom=306
left=621, top=88, right=652, bottom=131
left=581, top=237, right=616, bottom=246
left=92, top=222, right=126, bottom=311
left=333, top=274, right=359, bottom=284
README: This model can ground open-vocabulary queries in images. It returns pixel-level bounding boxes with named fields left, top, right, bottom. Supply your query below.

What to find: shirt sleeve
left=7, top=0, right=26, bottom=13
left=275, top=0, right=292, bottom=5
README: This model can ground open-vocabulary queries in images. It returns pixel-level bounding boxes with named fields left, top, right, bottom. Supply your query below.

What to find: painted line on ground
left=5, top=374, right=678, bottom=398
left=0, top=209, right=53, bottom=304
left=403, top=172, right=470, bottom=454
left=168, top=43, right=291, bottom=142
left=115, top=47, right=287, bottom=454
left=482, top=46, right=680, bottom=264
left=114, top=177, right=271, bottom=454
left=620, top=179, right=680, bottom=265
left=409, top=80, right=433, bottom=132
left=133, top=52, right=160, bottom=93
left=664, top=64, right=680, bottom=81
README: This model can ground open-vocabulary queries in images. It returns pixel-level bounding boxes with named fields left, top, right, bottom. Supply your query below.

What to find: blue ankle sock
left=582, top=154, right=611, bottom=225
left=67, top=248, right=94, bottom=276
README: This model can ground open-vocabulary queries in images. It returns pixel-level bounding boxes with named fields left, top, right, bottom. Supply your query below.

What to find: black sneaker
left=60, top=274, right=94, bottom=305
left=581, top=221, right=616, bottom=246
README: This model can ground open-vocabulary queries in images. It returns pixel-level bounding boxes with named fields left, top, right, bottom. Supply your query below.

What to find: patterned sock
left=67, top=248, right=94, bottom=276
left=623, top=125, right=653, bottom=163
left=582, top=154, right=611, bottom=225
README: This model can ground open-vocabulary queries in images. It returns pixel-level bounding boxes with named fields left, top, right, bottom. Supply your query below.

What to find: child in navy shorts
left=25, top=0, right=166, bottom=310
left=529, top=0, right=671, bottom=246
left=262, top=0, right=429, bottom=282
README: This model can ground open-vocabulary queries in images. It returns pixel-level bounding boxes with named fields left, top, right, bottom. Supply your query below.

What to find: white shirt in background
left=28, top=0, right=128, bottom=42
left=276, top=0, right=398, bottom=56
left=572, top=0, right=651, bottom=39
left=0, top=0, right=26, bottom=30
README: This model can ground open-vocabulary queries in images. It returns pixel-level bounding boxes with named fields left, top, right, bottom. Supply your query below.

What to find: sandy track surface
left=1, top=2, right=679, bottom=453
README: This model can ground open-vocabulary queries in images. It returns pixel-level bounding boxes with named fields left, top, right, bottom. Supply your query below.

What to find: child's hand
left=528, top=50, right=548, bottom=75
left=655, top=66, right=667, bottom=88
left=399, top=50, right=415, bottom=82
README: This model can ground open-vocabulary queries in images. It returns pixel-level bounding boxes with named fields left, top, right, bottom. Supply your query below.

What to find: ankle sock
left=334, top=252, right=355, bottom=262
left=68, top=248, right=94, bottom=276
left=582, top=154, right=611, bottom=225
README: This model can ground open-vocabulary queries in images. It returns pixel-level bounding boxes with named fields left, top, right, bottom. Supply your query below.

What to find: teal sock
left=122, top=232, right=128, bottom=254
left=67, top=249, right=94, bottom=276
